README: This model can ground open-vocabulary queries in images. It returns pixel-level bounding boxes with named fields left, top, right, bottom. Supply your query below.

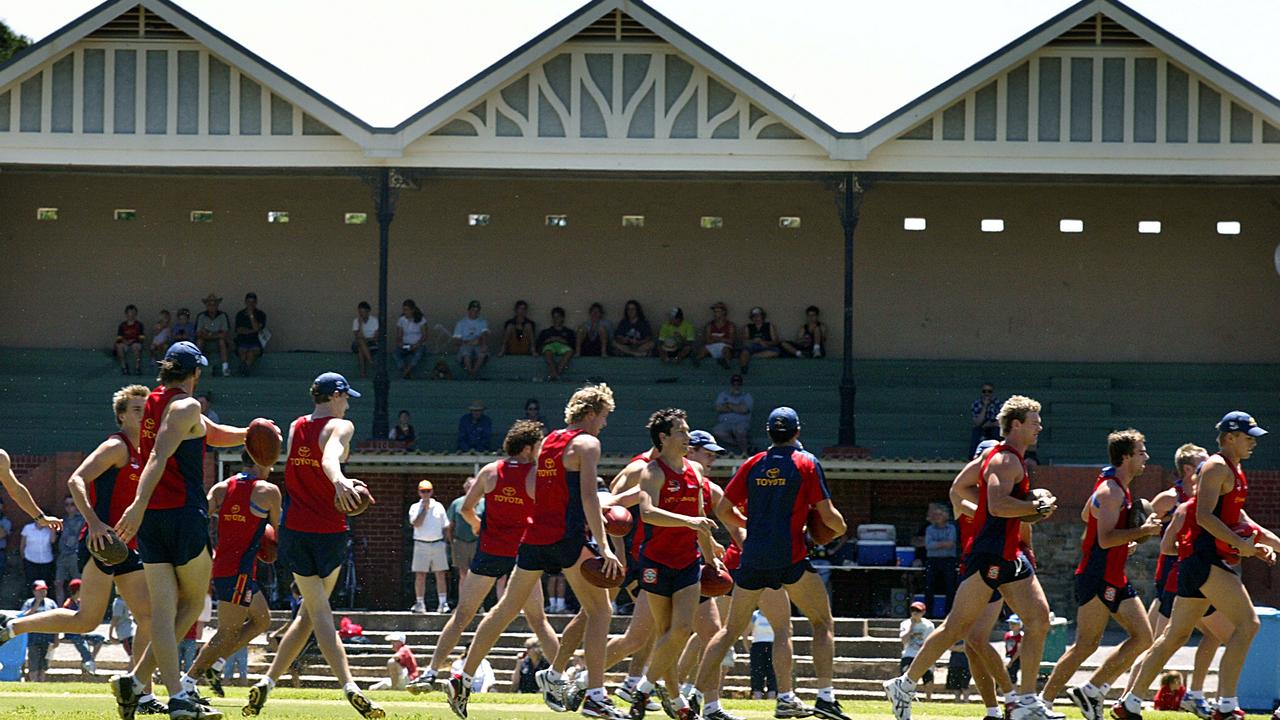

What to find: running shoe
left=111, top=673, right=141, bottom=720
left=1068, top=688, right=1101, bottom=720
left=813, top=698, right=851, bottom=720
left=628, top=689, right=651, bottom=719
left=137, top=699, right=168, bottom=715
left=1181, top=697, right=1212, bottom=720
left=581, top=693, right=630, bottom=719
left=345, top=687, right=384, bottom=719
left=241, top=680, right=270, bottom=717
left=1210, top=711, right=1245, bottom=720
left=653, top=685, right=677, bottom=718
left=1010, top=698, right=1052, bottom=720
left=1109, top=703, right=1142, bottom=720
left=169, top=696, right=222, bottom=720
left=203, top=667, right=225, bottom=698
left=0, top=614, right=12, bottom=645
left=406, top=670, right=437, bottom=696
left=775, top=695, right=815, bottom=718
left=565, top=684, right=585, bottom=712
left=446, top=674, right=471, bottom=719
left=536, top=669, right=567, bottom=712
left=883, top=677, right=915, bottom=720
left=703, top=708, right=744, bottom=720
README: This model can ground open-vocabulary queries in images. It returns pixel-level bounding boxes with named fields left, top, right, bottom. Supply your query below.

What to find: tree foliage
left=1, top=19, right=32, bottom=64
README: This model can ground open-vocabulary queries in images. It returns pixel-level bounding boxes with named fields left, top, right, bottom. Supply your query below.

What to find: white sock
left=624, top=676, right=641, bottom=689
left=587, top=687, right=607, bottom=702
left=705, top=700, right=721, bottom=713
left=1122, top=692, right=1142, bottom=712
left=211, top=658, right=225, bottom=672
left=899, top=675, right=916, bottom=690
left=679, top=682, right=693, bottom=697
left=415, top=596, right=424, bottom=604
left=258, top=677, right=275, bottom=690
left=1219, top=697, right=1238, bottom=713
left=172, top=689, right=190, bottom=701
left=345, top=681, right=361, bottom=695
left=1186, top=690, right=1204, bottom=699
left=818, top=687, right=835, bottom=702
left=546, top=668, right=562, bottom=682
left=1082, top=682, right=1099, bottom=695
left=437, top=593, right=448, bottom=607
left=1005, top=691, right=1017, bottom=704
left=138, top=694, right=155, bottom=703
left=1100, top=683, right=1111, bottom=695
left=675, top=693, right=689, bottom=710
left=180, top=673, right=196, bottom=690
left=778, top=691, right=796, bottom=702
left=636, top=678, right=654, bottom=693
left=986, top=707, right=1000, bottom=717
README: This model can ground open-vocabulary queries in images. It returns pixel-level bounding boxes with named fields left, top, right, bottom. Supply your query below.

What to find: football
left=245, top=418, right=282, bottom=468
left=604, top=505, right=633, bottom=537
left=1019, top=488, right=1057, bottom=522
left=90, top=532, right=130, bottom=566
left=334, top=482, right=374, bottom=516
left=580, top=556, right=624, bottom=588
left=699, top=564, right=734, bottom=597
left=807, top=507, right=840, bottom=546
left=257, top=524, right=278, bottom=563
left=1129, top=498, right=1156, bottom=542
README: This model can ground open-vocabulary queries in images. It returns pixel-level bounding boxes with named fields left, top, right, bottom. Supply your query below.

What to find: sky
left=5, top=1, right=1280, bottom=131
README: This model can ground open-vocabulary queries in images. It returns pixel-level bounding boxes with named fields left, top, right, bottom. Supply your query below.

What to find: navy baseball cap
left=973, top=438, right=1001, bottom=459
left=314, top=372, right=361, bottom=398
left=767, top=407, right=800, bottom=433
left=164, top=341, right=208, bottom=369
left=1216, top=411, right=1267, bottom=437
left=689, top=430, right=726, bottom=454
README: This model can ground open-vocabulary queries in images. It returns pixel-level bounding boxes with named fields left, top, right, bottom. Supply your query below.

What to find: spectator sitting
left=576, top=302, right=611, bottom=357
left=499, top=300, right=537, bottom=357
left=451, top=650, right=496, bottom=693
left=389, top=410, right=417, bottom=450
left=521, top=398, right=546, bottom=428
left=781, top=305, right=827, bottom=358
left=55, top=495, right=84, bottom=604
left=197, top=393, right=220, bottom=423
left=453, top=300, right=490, bottom=379
left=196, top=293, right=232, bottom=376
left=1004, top=615, right=1023, bottom=684
left=657, top=307, right=695, bottom=364
left=696, top=301, right=737, bottom=368
left=1153, top=671, right=1186, bottom=711
left=536, top=307, right=576, bottom=381
left=394, top=299, right=428, bottom=380
left=149, top=309, right=171, bottom=362
left=351, top=301, right=379, bottom=377
left=900, top=601, right=935, bottom=701
left=738, top=306, right=781, bottom=373
left=370, top=632, right=419, bottom=691
left=61, top=578, right=106, bottom=674
left=115, top=304, right=146, bottom=376
left=169, top=307, right=196, bottom=344
left=970, top=382, right=1000, bottom=455
left=513, top=637, right=550, bottom=693
left=409, top=480, right=451, bottom=614
left=711, top=374, right=753, bottom=455
left=19, top=580, right=58, bottom=682
left=457, top=401, right=493, bottom=453
left=612, top=299, right=654, bottom=357
left=21, top=517, right=56, bottom=588
left=922, top=503, right=958, bottom=615
left=233, top=292, right=267, bottom=376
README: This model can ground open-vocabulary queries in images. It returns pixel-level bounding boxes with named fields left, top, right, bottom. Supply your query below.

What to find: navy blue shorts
left=1177, top=553, right=1237, bottom=599
left=639, top=557, right=701, bottom=597
left=960, top=552, right=1034, bottom=592
left=1074, top=574, right=1138, bottom=613
left=137, top=507, right=211, bottom=566
left=212, top=574, right=258, bottom=607
left=732, top=560, right=811, bottom=591
left=77, top=536, right=143, bottom=576
left=470, top=549, right=517, bottom=578
left=516, top=536, right=594, bottom=574
left=279, top=527, right=346, bottom=578
left=1158, top=588, right=1176, bottom=618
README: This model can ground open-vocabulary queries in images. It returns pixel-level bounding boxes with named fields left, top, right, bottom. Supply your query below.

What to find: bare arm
left=949, top=457, right=982, bottom=519
left=1091, top=483, right=1160, bottom=548
left=984, top=455, right=1040, bottom=518
left=706, top=482, right=746, bottom=548
left=814, top=498, right=847, bottom=536
left=570, top=434, right=620, bottom=575
left=0, top=449, right=60, bottom=529
left=1160, top=507, right=1186, bottom=556
left=207, top=481, right=228, bottom=520
left=1195, top=462, right=1259, bottom=556
left=637, top=466, right=714, bottom=530
left=460, top=465, right=494, bottom=535
left=202, top=416, right=250, bottom=448
left=69, top=438, right=127, bottom=548
left=1240, top=509, right=1280, bottom=553
left=322, top=419, right=362, bottom=512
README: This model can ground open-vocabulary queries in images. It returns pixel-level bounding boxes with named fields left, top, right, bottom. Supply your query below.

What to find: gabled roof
left=0, top=0, right=375, bottom=145
left=392, top=0, right=840, bottom=152
left=842, top=0, right=1280, bottom=159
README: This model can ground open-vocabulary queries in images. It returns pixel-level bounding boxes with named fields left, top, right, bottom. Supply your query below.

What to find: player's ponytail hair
left=112, top=384, right=150, bottom=424
left=564, top=383, right=616, bottom=424
left=503, top=420, right=545, bottom=456
left=997, top=395, right=1041, bottom=436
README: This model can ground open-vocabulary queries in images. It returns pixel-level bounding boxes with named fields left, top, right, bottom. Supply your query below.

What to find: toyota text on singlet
left=479, top=459, right=534, bottom=557
left=522, top=428, right=586, bottom=545
left=212, top=474, right=269, bottom=579
left=283, top=415, right=347, bottom=534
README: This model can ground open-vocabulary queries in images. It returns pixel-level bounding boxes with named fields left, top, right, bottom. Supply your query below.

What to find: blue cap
left=689, top=430, right=726, bottom=454
left=163, top=341, right=208, bottom=370
left=314, top=372, right=361, bottom=398
left=973, top=438, right=1000, bottom=459
left=767, top=407, right=800, bottom=433
left=1216, top=411, right=1267, bottom=437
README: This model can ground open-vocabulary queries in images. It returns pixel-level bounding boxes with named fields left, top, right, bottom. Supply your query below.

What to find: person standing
left=922, top=504, right=958, bottom=615
left=55, top=495, right=85, bottom=604
left=899, top=602, right=935, bottom=701
left=19, top=580, right=58, bottom=682
left=970, top=383, right=1000, bottom=456
left=447, top=478, right=479, bottom=587
left=409, top=481, right=451, bottom=614
left=20, top=516, right=56, bottom=589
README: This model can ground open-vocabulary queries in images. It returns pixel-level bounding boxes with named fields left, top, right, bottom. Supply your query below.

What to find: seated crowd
left=111, top=292, right=268, bottom=377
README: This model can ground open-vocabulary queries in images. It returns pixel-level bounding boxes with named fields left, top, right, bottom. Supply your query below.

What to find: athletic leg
left=560, top=552, right=615, bottom=690
left=1123, top=596, right=1209, bottom=701
left=758, top=588, right=794, bottom=696
left=695, top=587, right=761, bottom=707
left=997, top=576, right=1051, bottom=696
left=430, top=571, right=497, bottom=672
left=520, top=582, right=560, bottom=662
left=1199, top=567, right=1259, bottom=698
left=1041, top=597, right=1110, bottom=701
left=10, top=562, right=112, bottom=635
left=463, top=568, right=543, bottom=675
left=643, top=586, right=699, bottom=694
left=552, top=610, right=588, bottom=672
left=1089, top=597, right=1152, bottom=688
left=1192, top=614, right=1231, bottom=693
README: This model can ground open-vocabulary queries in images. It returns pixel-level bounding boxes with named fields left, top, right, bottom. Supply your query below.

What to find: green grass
left=0, top=686, right=1269, bottom=720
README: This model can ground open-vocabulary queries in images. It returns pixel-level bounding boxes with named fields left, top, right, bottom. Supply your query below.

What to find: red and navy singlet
left=723, top=445, right=829, bottom=569
left=478, top=459, right=534, bottom=558
left=1075, top=467, right=1132, bottom=586
left=626, top=451, right=654, bottom=561
left=282, top=415, right=347, bottom=534
left=212, top=474, right=269, bottom=579
left=523, top=429, right=586, bottom=545
left=967, top=443, right=1029, bottom=561
left=1188, top=454, right=1249, bottom=564
left=1165, top=499, right=1197, bottom=593
left=641, top=458, right=710, bottom=569
left=82, top=432, right=143, bottom=550
left=141, top=386, right=205, bottom=510
left=1153, top=481, right=1191, bottom=591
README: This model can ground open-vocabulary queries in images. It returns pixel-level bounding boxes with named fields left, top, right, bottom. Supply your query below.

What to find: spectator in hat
left=114, top=304, right=146, bottom=376
left=233, top=291, right=267, bottom=375
left=370, top=632, right=420, bottom=691
left=196, top=293, right=232, bottom=376
left=500, top=300, right=537, bottom=357
left=20, top=518, right=56, bottom=589
left=409, top=480, right=451, bottom=614
left=148, top=309, right=172, bottom=363
left=536, top=307, right=576, bottom=381
left=657, top=307, right=695, bottom=364
left=738, top=306, right=781, bottom=373
left=697, top=301, right=737, bottom=368
left=169, top=307, right=196, bottom=345
left=612, top=299, right=654, bottom=357
left=389, top=410, right=417, bottom=450
left=457, top=401, right=493, bottom=453
left=576, top=302, right=610, bottom=358
left=351, top=301, right=379, bottom=377
left=712, top=375, right=754, bottom=455
left=900, top=601, right=935, bottom=701
left=19, top=580, right=58, bottom=682
left=453, top=300, right=490, bottom=379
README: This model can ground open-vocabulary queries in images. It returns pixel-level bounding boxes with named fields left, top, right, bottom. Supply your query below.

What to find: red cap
left=69, top=579, right=82, bottom=589
left=909, top=601, right=926, bottom=612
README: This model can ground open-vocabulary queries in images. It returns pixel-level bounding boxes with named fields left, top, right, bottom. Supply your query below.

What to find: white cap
left=387, top=632, right=407, bottom=644
left=1007, top=614, right=1021, bottom=625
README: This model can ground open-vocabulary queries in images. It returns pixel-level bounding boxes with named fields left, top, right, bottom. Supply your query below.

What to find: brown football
left=604, top=505, right=633, bottom=537
left=699, top=564, right=734, bottom=597
left=90, top=532, right=131, bottom=566
left=334, top=483, right=374, bottom=516
left=807, top=507, right=840, bottom=545
left=245, top=418, right=282, bottom=468
left=257, top=524, right=278, bottom=563
left=580, top=556, right=624, bottom=588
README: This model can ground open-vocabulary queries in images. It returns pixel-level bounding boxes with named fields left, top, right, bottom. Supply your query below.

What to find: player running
left=1, top=388, right=153, bottom=707
left=1040, top=430, right=1161, bottom=720
left=183, top=450, right=281, bottom=698
left=114, top=342, right=251, bottom=720
left=886, top=396, right=1058, bottom=720
left=447, top=384, right=623, bottom=719
left=1114, top=412, right=1276, bottom=720
left=242, top=372, right=382, bottom=719
left=414, top=420, right=560, bottom=687
left=691, top=407, right=849, bottom=720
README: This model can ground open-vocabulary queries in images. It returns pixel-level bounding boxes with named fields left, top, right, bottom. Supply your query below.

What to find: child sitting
left=1153, top=670, right=1186, bottom=711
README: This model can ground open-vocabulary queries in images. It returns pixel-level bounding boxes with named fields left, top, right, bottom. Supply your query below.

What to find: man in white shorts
left=409, top=480, right=452, bottom=613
